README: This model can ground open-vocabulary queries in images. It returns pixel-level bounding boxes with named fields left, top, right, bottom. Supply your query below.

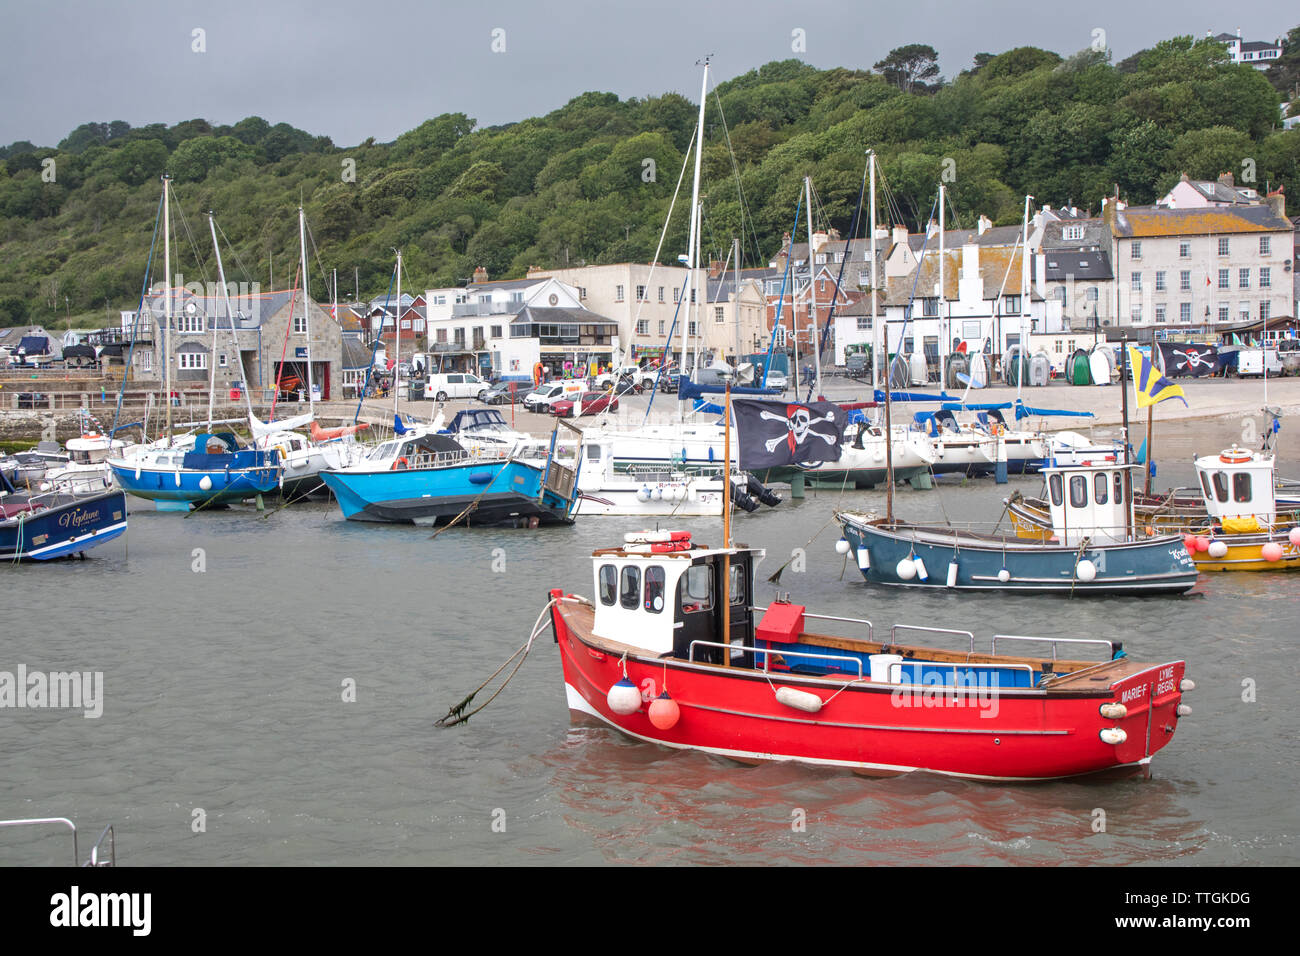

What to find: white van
left=424, top=372, right=489, bottom=402
left=523, top=380, right=585, bottom=412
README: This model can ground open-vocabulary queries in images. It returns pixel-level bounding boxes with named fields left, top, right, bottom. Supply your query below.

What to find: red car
left=552, top=392, right=618, bottom=418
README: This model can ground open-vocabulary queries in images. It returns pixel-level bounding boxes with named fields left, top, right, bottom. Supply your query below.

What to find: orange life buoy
left=1219, top=449, right=1251, bottom=464
left=391, top=456, right=410, bottom=471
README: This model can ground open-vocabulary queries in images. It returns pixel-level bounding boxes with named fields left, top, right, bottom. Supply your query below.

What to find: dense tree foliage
left=0, top=28, right=1294, bottom=329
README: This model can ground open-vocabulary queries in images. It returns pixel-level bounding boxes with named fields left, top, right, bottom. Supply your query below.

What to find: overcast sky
left=2, top=0, right=1294, bottom=148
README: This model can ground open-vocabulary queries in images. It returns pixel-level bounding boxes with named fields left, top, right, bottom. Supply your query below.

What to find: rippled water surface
left=2, top=416, right=1297, bottom=865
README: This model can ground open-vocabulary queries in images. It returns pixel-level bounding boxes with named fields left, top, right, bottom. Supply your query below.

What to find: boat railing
left=991, top=634, right=1114, bottom=661
left=688, top=639, right=864, bottom=679
left=747, top=607, right=876, bottom=643
left=0, top=816, right=114, bottom=866
left=903, top=659, right=1037, bottom=686
left=889, top=624, right=977, bottom=655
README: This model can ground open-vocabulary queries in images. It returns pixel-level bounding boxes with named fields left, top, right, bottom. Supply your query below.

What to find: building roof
left=510, top=305, right=619, bottom=326
left=341, top=334, right=373, bottom=370
left=1043, top=251, right=1112, bottom=281
left=1241, top=40, right=1282, bottom=53
left=882, top=245, right=1042, bottom=306
left=1041, top=218, right=1109, bottom=250
left=1112, top=205, right=1292, bottom=238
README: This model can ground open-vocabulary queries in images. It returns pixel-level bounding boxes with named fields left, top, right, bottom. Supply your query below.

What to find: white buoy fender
left=835, top=538, right=850, bottom=555
left=997, top=568, right=1011, bottom=583
left=946, top=561, right=959, bottom=588
left=1180, top=679, right=1195, bottom=692
left=1290, top=527, right=1300, bottom=547
left=775, top=686, right=823, bottom=713
left=1099, top=728, right=1127, bottom=745
left=913, top=556, right=929, bottom=581
left=635, top=487, right=651, bottom=503
left=1207, top=540, right=1228, bottom=559
left=1076, top=558, right=1097, bottom=583
left=1177, top=703, right=1192, bottom=717
left=896, top=558, right=917, bottom=581
left=198, top=475, right=213, bottom=491
left=606, top=678, right=642, bottom=715
left=857, top=546, right=870, bottom=570
left=1099, top=703, right=1127, bottom=719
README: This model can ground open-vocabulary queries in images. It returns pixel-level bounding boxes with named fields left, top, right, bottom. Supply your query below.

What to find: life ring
left=391, top=456, right=410, bottom=471
left=1219, top=449, right=1251, bottom=464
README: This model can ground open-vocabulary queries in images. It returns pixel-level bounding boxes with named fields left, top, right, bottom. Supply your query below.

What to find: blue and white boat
left=837, top=461, right=1198, bottom=595
left=106, top=432, right=281, bottom=512
left=320, top=429, right=581, bottom=527
left=1, top=469, right=128, bottom=560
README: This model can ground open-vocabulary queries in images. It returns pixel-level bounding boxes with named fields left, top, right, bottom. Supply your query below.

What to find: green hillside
left=1, top=31, right=1296, bottom=330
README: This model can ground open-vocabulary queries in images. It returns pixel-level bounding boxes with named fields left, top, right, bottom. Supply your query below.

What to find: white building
left=1206, top=30, right=1284, bottom=69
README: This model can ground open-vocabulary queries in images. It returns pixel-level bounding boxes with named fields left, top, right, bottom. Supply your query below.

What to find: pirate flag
left=1156, top=341, right=1219, bottom=378
left=733, top=399, right=846, bottom=470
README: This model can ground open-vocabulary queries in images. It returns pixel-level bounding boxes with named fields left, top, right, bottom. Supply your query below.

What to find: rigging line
left=811, top=156, right=869, bottom=400
left=761, top=193, right=803, bottom=389
left=110, top=187, right=165, bottom=437
left=353, top=262, right=397, bottom=425
left=213, top=218, right=256, bottom=289
left=629, top=124, right=696, bottom=340
left=167, top=186, right=213, bottom=287
left=269, top=263, right=303, bottom=420
left=710, top=88, right=764, bottom=269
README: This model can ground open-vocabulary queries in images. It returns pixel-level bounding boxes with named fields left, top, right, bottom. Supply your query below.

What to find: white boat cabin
left=590, top=532, right=763, bottom=662
left=1042, top=462, right=1136, bottom=546
left=65, top=435, right=124, bottom=464
left=1194, top=447, right=1275, bottom=525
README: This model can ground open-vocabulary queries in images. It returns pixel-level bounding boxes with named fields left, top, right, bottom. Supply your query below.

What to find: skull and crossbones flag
left=732, top=399, right=846, bottom=470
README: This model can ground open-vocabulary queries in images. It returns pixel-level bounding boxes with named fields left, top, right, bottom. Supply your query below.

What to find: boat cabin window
left=644, top=567, right=665, bottom=613
left=1049, top=473, right=1064, bottom=507
left=1094, top=472, right=1108, bottom=505
left=598, top=564, right=617, bottom=606
left=1114, top=472, right=1124, bottom=505
left=1212, top=471, right=1229, bottom=503
left=586, top=444, right=602, bottom=461
left=619, top=566, right=641, bottom=610
left=1199, top=471, right=1213, bottom=499
left=680, top=564, right=713, bottom=613
left=728, top=562, right=746, bottom=606
left=1233, top=472, right=1252, bottom=503
left=1069, top=475, right=1088, bottom=509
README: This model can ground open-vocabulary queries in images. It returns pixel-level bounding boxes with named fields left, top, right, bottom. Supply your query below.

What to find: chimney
left=827, top=227, right=841, bottom=241
left=810, top=231, right=829, bottom=256
left=1266, top=185, right=1286, bottom=219
left=1218, top=172, right=1235, bottom=188
left=708, top=259, right=725, bottom=279
left=977, top=215, right=992, bottom=235
left=892, top=224, right=909, bottom=247
left=472, top=266, right=489, bottom=283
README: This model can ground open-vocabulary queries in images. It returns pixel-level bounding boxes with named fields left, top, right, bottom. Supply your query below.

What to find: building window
left=657, top=286, right=664, bottom=303
left=1239, top=268, right=1250, bottom=289
left=1054, top=286, right=1067, bottom=309
left=1004, top=295, right=1021, bottom=313
left=672, top=287, right=679, bottom=303
left=636, top=285, right=646, bottom=302
left=1179, top=241, right=1190, bottom=258
left=293, top=315, right=307, bottom=334
left=1131, top=273, right=1142, bottom=291
left=433, top=295, right=446, bottom=306
left=1260, top=237, right=1271, bottom=255
left=658, top=320, right=665, bottom=334
left=1180, top=302, right=1191, bottom=323
left=858, top=270, right=870, bottom=286
left=218, top=353, right=228, bottom=368
left=178, top=352, right=207, bottom=370
left=1179, top=271, right=1191, bottom=292
left=578, top=287, right=586, bottom=300
left=1261, top=301, right=1271, bottom=321
left=1155, top=304, right=1166, bottom=323
left=1130, top=303, right=1143, bottom=323
left=1086, top=287, right=1099, bottom=303
left=1155, top=271, right=1166, bottom=292
left=856, top=316, right=871, bottom=330
left=1239, top=301, right=1250, bottom=322
left=490, top=325, right=502, bottom=338
left=1218, top=237, right=1230, bottom=256
left=687, top=321, right=698, bottom=337
left=615, top=285, right=625, bottom=303
left=636, top=319, right=649, bottom=335
left=714, top=306, right=725, bottom=323
left=1218, top=269, right=1230, bottom=289
left=815, top=253, right=827, bottom=265
left=1260, top=268, right=1271, bottom=289
left=1130, top=242, right=1142, bottom=259
left=1218, top=305, right=1229, bottom=323
left=690, top=289, right=696, bottom=304
left=1063, top=225, right=1083, bottom=241
left=181, top=314, right=204, bottom=334
left=436, top=329, right=447, bottom=343
left=922, top=298, right=939, bottom=317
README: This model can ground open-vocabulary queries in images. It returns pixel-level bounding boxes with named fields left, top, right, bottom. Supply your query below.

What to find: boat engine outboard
left=730, top=481, right=760, bottom=513
left=746, top=474, right=782, bottom=508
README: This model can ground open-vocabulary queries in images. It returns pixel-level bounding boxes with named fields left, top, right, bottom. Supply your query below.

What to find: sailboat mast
left=209, top=213, right=255, bottom=419
left=869, top=150, right=878, bottom=389
left=939, top=182, right=946, bottom=387
left=805, top=175, right=821, bottom=398
left=163, top=174, right=172, bottom=439
left=1119, top=336, right=1133, bottom=540
left=207, top=212, right=220, bottom=429
left=299, top=206, right=314, bottom=414
left=686, top=62, right=708, bottom=380
left=1017, top=194, right=1032, bottom=400
left=393, top=249, right=402, bottom=421
left=733, top=237, right=741, bottom=364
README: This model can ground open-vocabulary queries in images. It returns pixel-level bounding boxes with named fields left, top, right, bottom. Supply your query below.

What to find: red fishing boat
left=547, top=530, right=1192, bottom=781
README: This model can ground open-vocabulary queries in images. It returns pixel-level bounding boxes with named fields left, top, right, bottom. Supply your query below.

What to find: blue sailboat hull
left=838, top=515, right=1198, bottom=594
left=109, top=462, right=281, bottom=506
left=320, top=459, right=575, bottom=526
left=0, top=490, right=128, bottom=560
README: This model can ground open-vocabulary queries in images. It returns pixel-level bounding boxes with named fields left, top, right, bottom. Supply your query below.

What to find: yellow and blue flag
left=1128, top=346, right=1187, bottom=409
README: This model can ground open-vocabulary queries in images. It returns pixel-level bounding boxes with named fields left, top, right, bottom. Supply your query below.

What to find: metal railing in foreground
left=0, top=817, right=116, bottom=866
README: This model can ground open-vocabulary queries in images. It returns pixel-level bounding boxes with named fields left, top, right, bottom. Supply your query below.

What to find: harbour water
left=2, top=415, right=1297, bottom=865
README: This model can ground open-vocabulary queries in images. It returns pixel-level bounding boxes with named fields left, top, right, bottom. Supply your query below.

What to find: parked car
left=523, top=380, right=586, bottom=413
left=594, top=365, right=657, bottom=391
left=845, top=353, right=869, bottom=378
left=481, top=381, right=528, bottom=405
left=552, top=392, right=619, bottom=418
left=424, top=372, right=489, bottom=402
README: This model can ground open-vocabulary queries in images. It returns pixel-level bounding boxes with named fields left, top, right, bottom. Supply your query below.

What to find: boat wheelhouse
left=549, top=530, right=1192, bottom=780
left=1187, top=445, right=1300, bottom=571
